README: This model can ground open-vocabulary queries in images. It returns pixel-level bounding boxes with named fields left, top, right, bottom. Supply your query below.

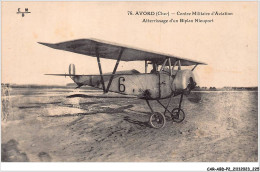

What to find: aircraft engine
left=172, top=69, right=197, bottom=93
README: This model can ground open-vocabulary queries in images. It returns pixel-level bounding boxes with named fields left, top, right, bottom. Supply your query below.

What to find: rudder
left=68, top=64, right=76, bottom=79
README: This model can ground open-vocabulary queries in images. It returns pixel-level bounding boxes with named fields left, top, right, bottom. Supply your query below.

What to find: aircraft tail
left=45, top=65, right=142, bottom=90
left=68, top=64, right=76, bottom=79
left=68, top=64, right=84, bottom=88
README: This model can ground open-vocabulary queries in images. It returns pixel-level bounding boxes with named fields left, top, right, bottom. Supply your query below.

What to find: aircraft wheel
left=171, top=108, right=185, bottom=123
left=149, top=112, right=166, bottom=129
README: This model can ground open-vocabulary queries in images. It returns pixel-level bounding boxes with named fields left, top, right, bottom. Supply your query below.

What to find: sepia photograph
left=1, top=1, right=258, bottom=170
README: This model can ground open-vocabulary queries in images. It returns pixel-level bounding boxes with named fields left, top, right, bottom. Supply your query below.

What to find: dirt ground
left=1, top=86, right=258, bottom=162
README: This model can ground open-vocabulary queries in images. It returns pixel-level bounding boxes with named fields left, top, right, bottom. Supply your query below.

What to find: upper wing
left=38, top=39, right=206, bottom=66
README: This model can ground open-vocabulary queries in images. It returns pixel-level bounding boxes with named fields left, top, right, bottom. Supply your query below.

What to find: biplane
left=39, top=39, right=206, bottom=129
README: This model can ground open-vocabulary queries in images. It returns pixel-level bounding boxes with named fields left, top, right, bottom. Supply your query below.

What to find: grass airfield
left=1, top=86, right=258, bottom=162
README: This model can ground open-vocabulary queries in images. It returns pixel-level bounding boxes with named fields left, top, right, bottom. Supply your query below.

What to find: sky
left=1, top=1, right=258, bottom=87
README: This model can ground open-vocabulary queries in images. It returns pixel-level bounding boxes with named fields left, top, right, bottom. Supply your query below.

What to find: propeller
left=184, top=70, right=202, bottom=103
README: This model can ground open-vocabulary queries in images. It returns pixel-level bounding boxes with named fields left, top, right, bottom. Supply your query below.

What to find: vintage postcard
left=1, top=1, right=258, bottom=171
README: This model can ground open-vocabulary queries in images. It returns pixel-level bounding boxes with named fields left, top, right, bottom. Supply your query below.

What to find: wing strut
left=160, top=58, right=168, bottom=72
left=145, top=59, right=148, bottom=73
left=168, top=58, right=172, bottom=76
left=95, top=45, right=106, bottom=93
left=105, top=48, right=124, bottom=93
left=191, top=64, right=198, bottom=71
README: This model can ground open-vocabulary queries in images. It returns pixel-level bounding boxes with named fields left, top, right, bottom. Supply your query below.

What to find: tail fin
left=68, top=64, right=83, bottom=89
left=68, top=64, right=76, bottom=79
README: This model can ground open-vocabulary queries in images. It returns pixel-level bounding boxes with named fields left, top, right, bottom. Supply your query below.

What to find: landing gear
left=149, top=112, right=166, bottom=129
left=146, top=93, right=186, bottom=129
left=146, top=100, right=166, bottom=129
left=171, top=108, right=185, bottom=123
left=171, top=93, right=185, bottom=123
